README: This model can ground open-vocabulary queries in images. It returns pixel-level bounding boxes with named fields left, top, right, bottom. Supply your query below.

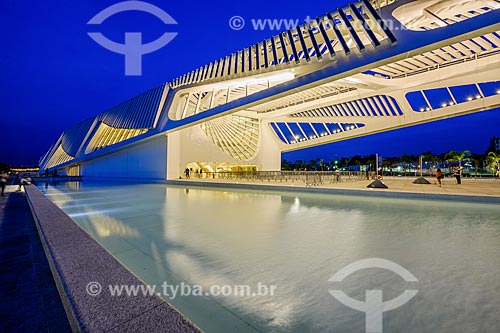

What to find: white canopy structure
left=40, top=0, right=500, bottom=179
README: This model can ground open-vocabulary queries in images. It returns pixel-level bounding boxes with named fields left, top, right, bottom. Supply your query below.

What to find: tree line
left=282, top=136, right=500, bottom=176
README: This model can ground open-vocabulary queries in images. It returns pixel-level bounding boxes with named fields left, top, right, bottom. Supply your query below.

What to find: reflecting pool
left=39, top=182, right=500, bottom=332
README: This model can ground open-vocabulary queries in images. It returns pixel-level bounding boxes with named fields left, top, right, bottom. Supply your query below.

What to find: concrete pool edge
left=24, top=185, right=202, bottom=333
left=165, top=180, right=500, bottom=204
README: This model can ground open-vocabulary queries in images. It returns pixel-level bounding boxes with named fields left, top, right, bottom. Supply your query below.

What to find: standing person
left=435, top=168, right=443, bottom=187
left=453, top=166, right=462, bottom=184
left=0, top=171, right=9, bottom=196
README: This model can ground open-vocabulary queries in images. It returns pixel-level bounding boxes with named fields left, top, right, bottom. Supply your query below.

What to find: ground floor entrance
left=183, top=162, right=259, bottom=179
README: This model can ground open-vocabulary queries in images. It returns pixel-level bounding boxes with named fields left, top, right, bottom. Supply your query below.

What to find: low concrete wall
left=24, top=185, right=201, bottom=332
left=32, top=176, right=83, bottom=182
left=165, top=180, right=500, bottom=204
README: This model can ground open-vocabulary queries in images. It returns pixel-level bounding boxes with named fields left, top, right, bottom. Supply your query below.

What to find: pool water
left=39, top=182, right=500, bottom=332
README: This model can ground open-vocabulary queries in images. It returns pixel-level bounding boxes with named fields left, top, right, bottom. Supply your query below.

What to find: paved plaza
left=176, top=176, right=500, bottom=199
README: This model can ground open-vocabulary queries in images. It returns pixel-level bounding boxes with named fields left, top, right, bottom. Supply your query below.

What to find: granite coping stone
left=24, top=185, right=202, bottom=333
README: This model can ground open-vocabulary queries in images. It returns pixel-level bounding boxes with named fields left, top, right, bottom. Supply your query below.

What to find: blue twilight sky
left=1, top=0, right=499, bottom=165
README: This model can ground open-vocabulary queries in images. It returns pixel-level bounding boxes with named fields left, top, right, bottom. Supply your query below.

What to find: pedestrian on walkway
left=17, top=175, right=32, bottom=192
left=453, top=166, right=462, bottom=184
left=0, top=171, right=9, bottom=196
left=436, top=168, right=443, bottom=186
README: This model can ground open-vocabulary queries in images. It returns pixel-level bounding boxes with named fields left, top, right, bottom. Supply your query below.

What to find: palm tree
left=309, top=159, right=318, bottom=171
left=486, top=152, right=500, bottom=177
left=400, top=153, right=413, bottom=176
left=469, top=153, right=484, bottom=178
left=445, top=150, right=471, bottom=169
left=382, top=158, right=392, bottom=176
left=350, top=155, right=362, bottom=167
left=281, top=159, right=291, bottom=171
left=469, top=157, right=479, bottom=178
left=340, top=157, right=350, bottom=168
left=419, top=152, right=435, bottom=176
left=294, top=160, right=305, bottom=170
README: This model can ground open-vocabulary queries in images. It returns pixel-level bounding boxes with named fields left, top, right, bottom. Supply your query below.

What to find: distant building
left=11, top=167, right=40, bottom=173
left=488, top=136, right=500, bottom=153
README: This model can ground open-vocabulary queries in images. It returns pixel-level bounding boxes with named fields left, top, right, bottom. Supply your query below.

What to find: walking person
left=435, top=168, right=443, bottom=187
left=0, top=171, right=9, bottom=196
left=17, top=175, right=32, bottom=192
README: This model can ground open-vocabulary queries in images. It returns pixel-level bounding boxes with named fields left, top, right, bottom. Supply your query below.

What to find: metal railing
left=184, top=171, right=365, bottom=186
